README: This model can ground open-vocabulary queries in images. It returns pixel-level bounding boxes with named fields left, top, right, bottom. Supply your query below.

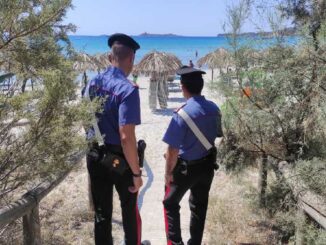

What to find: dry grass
left=206, top=168, right=279, bottom=245
left=39, top=158, right=124, bottom=245
left=0, top=222, right=22, bottom=245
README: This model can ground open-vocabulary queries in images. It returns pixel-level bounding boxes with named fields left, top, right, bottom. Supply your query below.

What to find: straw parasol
left=242, top=48, right=263, bottom=67
left=73, top=52, right=98, bottom=72
left=73, top=52, right=99, bottom=86
left=197, top=48, right=230, bottom=80
left=92, top=53, right=111, bottom=72
left=133, top=51, right=182, bottom=76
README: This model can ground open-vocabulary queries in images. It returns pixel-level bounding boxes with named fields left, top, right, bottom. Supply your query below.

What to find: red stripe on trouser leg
left=164, top=185, right=173, bottom=245
left=136, top=196, right=142, bottom=245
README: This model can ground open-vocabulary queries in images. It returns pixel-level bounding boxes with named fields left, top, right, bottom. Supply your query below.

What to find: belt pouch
left=100, top=151, right=129, bottom=175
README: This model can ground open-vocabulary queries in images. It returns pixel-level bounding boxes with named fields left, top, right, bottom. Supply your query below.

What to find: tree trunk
left=21, top=79, right=28, bottom=93
left=258, top=153, right=268, bottom=207
left=295, top=204, right=306, bottom=245
left=211, top=69, right=214, bottom=81
left=82, top=71, right=88, bottom=87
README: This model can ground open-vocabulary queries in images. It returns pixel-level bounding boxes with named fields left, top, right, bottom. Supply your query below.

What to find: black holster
left=137, top=140, right=146, bottom=168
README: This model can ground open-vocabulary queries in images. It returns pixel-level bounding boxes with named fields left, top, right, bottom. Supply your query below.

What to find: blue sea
left=69, top=35, right=298, bottom=65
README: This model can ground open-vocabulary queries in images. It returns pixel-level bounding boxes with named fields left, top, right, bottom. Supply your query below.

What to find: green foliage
left=296, top=159, right=326, bottom=198
left=304, top=224, right=326, bottom=245
left=219, top=0, right=326, bottom=164
left=273, top=210, right=296, bottom=242
left=0, top=0, right=89, bottom=204
left=264, top=179, right=296, bottom=216
left=214, top=0, right=326, bottom=242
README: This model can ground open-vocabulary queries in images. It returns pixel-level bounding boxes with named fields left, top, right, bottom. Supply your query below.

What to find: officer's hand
left=165, top=173, right=173, bottom=186
left=129, top=176, right=143, bottom=193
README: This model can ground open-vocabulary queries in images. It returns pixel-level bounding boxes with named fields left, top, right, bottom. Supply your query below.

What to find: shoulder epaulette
left=174, top=103, right=186, bottom=113
left=127, top=79, right=139, bottom=88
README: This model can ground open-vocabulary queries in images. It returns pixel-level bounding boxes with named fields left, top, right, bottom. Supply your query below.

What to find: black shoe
left=141, top=240, right=151, bottom=245
left=120, top=240, right=151, bottom=245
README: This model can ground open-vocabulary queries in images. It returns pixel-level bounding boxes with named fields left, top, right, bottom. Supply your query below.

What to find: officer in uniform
left=162, top=66, right=223, bottom=245
left=86, top=33, right=144, bottom=245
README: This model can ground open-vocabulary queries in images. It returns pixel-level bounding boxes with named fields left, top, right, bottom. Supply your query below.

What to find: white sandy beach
left=41, top=70, right=223, bottom=244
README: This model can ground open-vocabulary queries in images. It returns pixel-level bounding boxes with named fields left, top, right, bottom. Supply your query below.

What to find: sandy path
left=136, top=78, right=189, bottom=244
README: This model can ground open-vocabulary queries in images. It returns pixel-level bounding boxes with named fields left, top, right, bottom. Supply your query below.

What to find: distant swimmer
left=189, top=60, right=194, bottom=68
left=195, top=50, right=198, bottom=58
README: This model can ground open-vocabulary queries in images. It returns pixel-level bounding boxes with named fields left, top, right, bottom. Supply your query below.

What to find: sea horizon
left=68, top=35, right=299, bottom=65
left=69, top=34, right=220, bottom=38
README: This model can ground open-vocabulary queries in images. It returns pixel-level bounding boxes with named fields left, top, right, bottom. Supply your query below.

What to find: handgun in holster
left=175, top=158, right=188, bottom=176
left=137, top=139, right=146, bottom=168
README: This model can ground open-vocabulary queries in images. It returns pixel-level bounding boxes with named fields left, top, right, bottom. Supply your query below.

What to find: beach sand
left=41, top=70, right=223, bottom=244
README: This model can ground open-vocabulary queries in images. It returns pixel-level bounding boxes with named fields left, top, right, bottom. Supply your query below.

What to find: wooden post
left=211, top=69, right=214, bottom=81
left=23, top=205, right=41, bottom=245
left=295, top=202, right=306, bottom=245
left=258, top=154, right=268, bottom=207
left=88, top=174, right=94, bottom=212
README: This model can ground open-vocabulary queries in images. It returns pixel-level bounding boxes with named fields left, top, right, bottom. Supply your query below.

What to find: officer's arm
left=165, top=146, right=179, bottom=175
left=119, top=124, right=141, bottom=175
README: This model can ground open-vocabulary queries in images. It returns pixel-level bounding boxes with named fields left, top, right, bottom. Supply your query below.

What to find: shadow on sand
left=169, top=88, right=182, bottom=93
left=168, top=97, right=186, bottom=103
left=152, top=108, right=176, bottom=116
left=168, top=82, right=181, bottom=93
left=138, top=159, right=153, bottom=210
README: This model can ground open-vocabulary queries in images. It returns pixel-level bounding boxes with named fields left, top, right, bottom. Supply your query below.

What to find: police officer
left=162, top=66, right=223, bottom=245
left=86, top=33, right=143, bottom=245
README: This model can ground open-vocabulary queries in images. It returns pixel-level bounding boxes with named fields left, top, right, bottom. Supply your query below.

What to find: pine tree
left=216, top=0, right=326, bottom=240
left=0, top=0, right=88, bottom=203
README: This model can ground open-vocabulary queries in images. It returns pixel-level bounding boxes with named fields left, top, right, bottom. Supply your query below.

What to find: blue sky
left=64, top=0, right=272, bottom=36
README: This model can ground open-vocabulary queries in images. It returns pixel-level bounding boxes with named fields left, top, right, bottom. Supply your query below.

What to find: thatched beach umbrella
left=134, top=51, right=182, bottom=110
left=133, top=51, right=182, bottom=76
left=242, top=48, right=263, bottom=67
left=197, top=48, right=230, bottom=80
left=73, top=52, right=98, bottom=86
left=93, top=53, right=111, bottom=72
left=73, top=52, right=97, bottom=72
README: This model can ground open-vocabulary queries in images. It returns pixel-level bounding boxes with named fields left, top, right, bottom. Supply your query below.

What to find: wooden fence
left=0, top=151, right=85, bottom=245
left=278, top=161, right=326, bottom=244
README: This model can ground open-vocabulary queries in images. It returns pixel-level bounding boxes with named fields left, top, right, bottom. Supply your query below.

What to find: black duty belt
left=104, top=144, right=124, bottom=155
left=180, top=147, right=217, bottom=165
left=180, top=154, right=212, bottom=166
left=103, top=140, right=146, bottom=169
left=178, top=146, right=218, bottom=170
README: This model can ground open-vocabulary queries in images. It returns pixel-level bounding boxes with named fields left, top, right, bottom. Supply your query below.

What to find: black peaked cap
left=108, top=33, right=140, bottom=51
left=176, top=66, right=206, bottom=76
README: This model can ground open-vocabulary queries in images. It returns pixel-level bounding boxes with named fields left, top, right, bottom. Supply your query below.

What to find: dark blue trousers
left=87, top=155, right=141, bottom=245
left=163, top=161, right=215, bottom=245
